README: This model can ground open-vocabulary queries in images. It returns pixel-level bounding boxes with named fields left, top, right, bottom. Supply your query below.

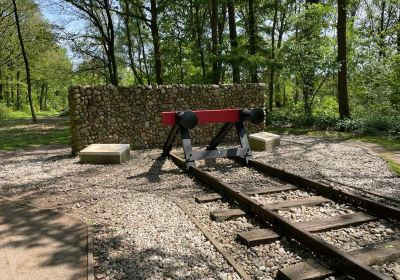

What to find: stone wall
left=69, top=84, right=266, bottom=154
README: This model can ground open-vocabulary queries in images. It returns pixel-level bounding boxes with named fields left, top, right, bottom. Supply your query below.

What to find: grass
left=0, top=117, right=70, bottom=151
left=6, top=109, right=61, bottom=120
left=381, top=154, right=400, bottom=176
left=267, top=127, right=400, bottom=176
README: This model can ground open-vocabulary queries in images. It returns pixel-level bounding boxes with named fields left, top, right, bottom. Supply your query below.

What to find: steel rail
left=169, top=153, right=390, bottom=280
left=234, top=158, right=400, bottom=221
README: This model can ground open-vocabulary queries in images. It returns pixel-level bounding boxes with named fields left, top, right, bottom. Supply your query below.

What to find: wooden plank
left=237, top=213, right=376, bottom=247
left=195, top=184, right=297, bottom=203
left=268, top=196, right=331, bottom=210
left=276, top=260, right=333, bottom=280
left=210, top=209, right=246, bottom=222
left=276, top=239, right=400, bottom=280
left=296, top=212, right=378, bottom=233
left=195, top=193, right=222, bottom=203
left=237, top=229, right=280, bottom=246
left=352, top=238, right=400, bottom=266
left=243, top=184, right=298, bottom=195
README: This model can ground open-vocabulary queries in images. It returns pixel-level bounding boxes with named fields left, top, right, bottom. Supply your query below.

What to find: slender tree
left=227, top=0, right=240, bottom=83
left=16, top=70, right=20, bottom=110
left=12, top=0, right=36, bottom=123
left=123, top=0, right=143, bottom=84
left=302, top=0, right=320, bottom=117
left=269, top=0, right=279, bottom=111
left=209, top=0, right=220, bottom=84
left=397, top=5, right=400, bottom=53
left=149, top=0, right=163, bottom=84
left=248, top=0, right=258, bottom=82
left=337, top=0, right=350, bottom=119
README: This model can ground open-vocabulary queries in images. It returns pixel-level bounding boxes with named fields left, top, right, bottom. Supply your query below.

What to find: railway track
left=169, top=153, right=400, bottom=280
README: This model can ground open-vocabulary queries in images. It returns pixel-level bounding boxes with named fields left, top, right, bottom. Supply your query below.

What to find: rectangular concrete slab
left=79, top=144, right=130, bottom=164
left=249, top=132, right=281, bottom=151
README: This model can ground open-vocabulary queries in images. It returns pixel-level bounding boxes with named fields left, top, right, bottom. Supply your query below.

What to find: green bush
left=0, top=104, right=11, bottom=120
left=337, top=116, right=400, bottom=136
left=268, top=107, right=399, bottom=137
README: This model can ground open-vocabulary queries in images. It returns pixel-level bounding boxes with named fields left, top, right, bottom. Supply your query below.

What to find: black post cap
left=240, top=108, right=265, bottom=124
left=176, top=111, right=199, bottom=129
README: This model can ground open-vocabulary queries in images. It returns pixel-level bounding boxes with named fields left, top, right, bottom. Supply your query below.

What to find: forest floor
left=0, top=116, right=69, bottom=151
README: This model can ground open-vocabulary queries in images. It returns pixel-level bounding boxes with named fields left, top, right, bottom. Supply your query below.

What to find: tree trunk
left=150, top=0, right=163, bottom=85
left=209, top=0, right=220, bottom=84
left=302, top=0, right=319, bottom=117
left=227, top=0, right=240, bottom=83
left=193, top=1, right=207, bottom=79
left=124, top=0, right=143, bottom=85
left=6, top=77, right=10, bottom=107
left=16, top=71, right=21, bottom=110
left=177, top=28, right=184, bottom=84
left=12, top=0, right=37, bottom=123
left=40, top=83, right=45, bottom=111
left=378, top=1, right=386, bottom=59
left=44, top=84, right=48, bottom=110
left=248, top=0, right=258, bottom=83
left=337, top=0, right=350, bottom=119
left=0, top=69, right=3, bottom=101
left=104, top=1, right=118, bottom=86
left=217, top=1, right=227, bottom=76
left=136, top=18, right=151, bottom=85
left=398, top=6, right=400, bottom=53
left=269, top=0, right=278, bottom=111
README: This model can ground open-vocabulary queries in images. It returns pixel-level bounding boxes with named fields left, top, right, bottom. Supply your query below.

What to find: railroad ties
left=169, top=154, right=400, bottom=280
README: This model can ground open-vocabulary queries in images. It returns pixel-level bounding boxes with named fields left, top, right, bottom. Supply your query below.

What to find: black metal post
left=235, top=121, right=252, bottom=163
left=207, top=122, right=234, bottom=150
left=162, top=124, right=180, bottom=156
left=180, top=127, right=195, bottom=167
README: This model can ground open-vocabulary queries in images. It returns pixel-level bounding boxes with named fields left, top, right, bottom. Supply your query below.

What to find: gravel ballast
left=0, top=135, right=399, bottom=279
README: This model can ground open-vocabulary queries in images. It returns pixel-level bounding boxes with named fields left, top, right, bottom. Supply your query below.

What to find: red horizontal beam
left=162, top=109, right=241, bottom=126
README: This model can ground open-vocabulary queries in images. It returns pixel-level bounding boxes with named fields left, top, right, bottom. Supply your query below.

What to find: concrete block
left=79, top=144, right=130, bottom=164
left=249, top=132, right=280, bottom=151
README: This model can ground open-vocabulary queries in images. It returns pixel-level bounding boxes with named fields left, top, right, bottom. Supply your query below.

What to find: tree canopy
left=0, top=0, right=399, bottom=129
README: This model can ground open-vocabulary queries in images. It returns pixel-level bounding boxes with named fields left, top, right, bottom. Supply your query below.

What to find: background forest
left=0, top=0, right=399, bottom=136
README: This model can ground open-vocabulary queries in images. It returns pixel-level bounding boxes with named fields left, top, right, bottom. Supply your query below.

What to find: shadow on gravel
left=126, top=156, right=182, bottom=183
left=0, top=198, right=87, bottom=280
left=93, top=228, right=226, bottom=280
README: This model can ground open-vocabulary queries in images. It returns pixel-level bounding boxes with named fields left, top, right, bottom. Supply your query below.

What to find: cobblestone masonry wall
left=69, top=84, right=266, bottom=154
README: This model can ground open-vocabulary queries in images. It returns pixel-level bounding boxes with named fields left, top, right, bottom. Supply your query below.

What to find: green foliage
left=337, top=116, right=400, bottom=136
left=0, top=0, right=72, bottom=120
left=0, top=103, right=11, bottom=120
left=268, top=106, right=400, bottom=137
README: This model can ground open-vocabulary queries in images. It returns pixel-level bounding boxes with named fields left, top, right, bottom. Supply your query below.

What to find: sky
left=36, top=0, right=85, bottom=65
